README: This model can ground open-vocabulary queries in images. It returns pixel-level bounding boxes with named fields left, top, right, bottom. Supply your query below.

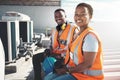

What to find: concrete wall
left=0, top=5, right=60, bottom=33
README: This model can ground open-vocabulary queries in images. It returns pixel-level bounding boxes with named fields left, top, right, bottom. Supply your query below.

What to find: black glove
left=53, top=58, right=65, bottom=73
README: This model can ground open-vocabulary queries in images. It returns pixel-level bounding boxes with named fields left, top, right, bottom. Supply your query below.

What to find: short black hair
left=76, top=3, right=93, bottom=16
left=54, top=8, right=65, bottom=13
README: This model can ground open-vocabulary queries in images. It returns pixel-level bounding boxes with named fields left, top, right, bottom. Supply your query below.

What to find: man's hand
left=55, top=67, right=67, bottom=75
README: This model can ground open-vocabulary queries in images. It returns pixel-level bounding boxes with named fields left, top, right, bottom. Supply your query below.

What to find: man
left=32, top=8, right=78, bottom=80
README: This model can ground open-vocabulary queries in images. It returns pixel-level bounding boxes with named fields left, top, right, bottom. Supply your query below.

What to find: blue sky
left=61, top=0, right=120, bottom=22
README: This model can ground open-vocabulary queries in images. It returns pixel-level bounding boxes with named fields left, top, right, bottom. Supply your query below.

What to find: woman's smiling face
left=74, top=6, right=92, bottom=27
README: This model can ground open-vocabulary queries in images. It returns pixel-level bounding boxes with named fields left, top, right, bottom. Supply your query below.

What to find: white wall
left=90, top=21, right=120, bottom=50
left=61, top=0, right=120, bottom=50
left=0, top=39, right=5, bottom=80
left=0, top=5, right=60, bottom=33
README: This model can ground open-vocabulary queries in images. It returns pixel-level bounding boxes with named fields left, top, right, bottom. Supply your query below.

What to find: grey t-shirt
left=83, top=33, right=98, bottom=52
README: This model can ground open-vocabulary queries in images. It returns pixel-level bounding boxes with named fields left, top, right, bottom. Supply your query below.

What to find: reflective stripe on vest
left=51, top=29, right=56, bottom=48
left=52, top=23, right=75, bottom=53
left=62, top=24, right=73, bottom=50
left=67, top=27, right=104, bottom=77
left=83, top=70, right=103, bottom=76
left=72, top=30, right=100, bottom=65
left=72, top=31, right=103, bottom=76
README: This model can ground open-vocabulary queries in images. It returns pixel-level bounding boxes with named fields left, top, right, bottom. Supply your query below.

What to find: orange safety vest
left=65, top=27, right=104, bottom=80
left=51, top=23, right=76, bottom=54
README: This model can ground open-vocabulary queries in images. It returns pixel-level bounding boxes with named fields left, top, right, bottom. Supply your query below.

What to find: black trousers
left=32, top=52, right=46, bottom=80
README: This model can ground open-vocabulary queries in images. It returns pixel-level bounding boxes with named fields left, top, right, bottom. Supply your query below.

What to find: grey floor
left=5, top=48, right=45, bottom=80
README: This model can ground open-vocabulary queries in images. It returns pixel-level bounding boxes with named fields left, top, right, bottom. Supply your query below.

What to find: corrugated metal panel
left=0, top=0, right=60, bottom=6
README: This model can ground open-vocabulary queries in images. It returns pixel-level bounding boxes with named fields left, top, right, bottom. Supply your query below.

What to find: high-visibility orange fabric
left=52, top=23, right=76, bottom=54
left=73, top=73, right=104, bottom=80
left=65, top=27, right=104, bottom=80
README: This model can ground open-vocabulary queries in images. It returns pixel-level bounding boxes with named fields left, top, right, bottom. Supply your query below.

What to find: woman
left=44, top=3, right=104, bottom=80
